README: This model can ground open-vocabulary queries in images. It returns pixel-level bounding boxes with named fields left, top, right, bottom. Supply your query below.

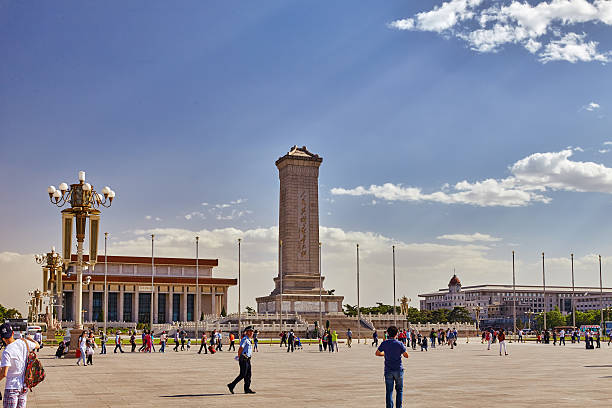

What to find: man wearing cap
left=227, top=326, right=256, bottom=395
left=0, top=323, right=40, bottom=408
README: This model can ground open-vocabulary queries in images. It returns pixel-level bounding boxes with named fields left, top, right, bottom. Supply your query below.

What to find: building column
left=56, top=292, right=63, bottom=322
left=196, top=285, right=200, bottom=322
left=134, top=286, right=140, bottom=323
left=88, top=288, right=94, bottom=322
left=211, top=287, right=217, bottom=316
left=72, top=292, right=77, bottom=323
left=153, top=287, right=159, bottom=324
left=182, top=287, right=188, bottom=321
left=223, top=288, right=228, bottom=314
left=119, top=286, right=124, bottom=322
left=168, top=287, right=174, bottom=323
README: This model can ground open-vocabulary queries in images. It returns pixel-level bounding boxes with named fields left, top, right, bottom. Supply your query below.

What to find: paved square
left=26, top=339, right=612, bottom=407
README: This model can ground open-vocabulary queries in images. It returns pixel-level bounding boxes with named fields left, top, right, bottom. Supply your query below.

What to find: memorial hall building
left=58, top=255, right=236, bottom=324
left=420, top=274, right=612, bottom=322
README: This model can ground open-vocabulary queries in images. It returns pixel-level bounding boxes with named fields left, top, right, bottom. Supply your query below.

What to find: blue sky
left=2, top=0, right=612, bottom=313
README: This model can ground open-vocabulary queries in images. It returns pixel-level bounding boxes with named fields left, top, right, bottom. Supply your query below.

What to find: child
left=86, top=342, right=94, bottom=365
left=187, top=338, right=191, bottom=351
left=420, top=336, right=428, bottom=351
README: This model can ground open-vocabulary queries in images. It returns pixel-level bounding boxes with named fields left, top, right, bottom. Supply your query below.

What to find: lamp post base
left=68, top=329, right=85, bottom=358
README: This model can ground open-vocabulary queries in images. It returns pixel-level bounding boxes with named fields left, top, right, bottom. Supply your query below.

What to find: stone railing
left=61, top=321, right=137, bottom=330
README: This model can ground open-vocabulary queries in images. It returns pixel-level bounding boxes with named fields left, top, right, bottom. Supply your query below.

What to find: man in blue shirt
left=227, top=326, right=256, bottom=395
left=376, top=326, right=409, bottom=408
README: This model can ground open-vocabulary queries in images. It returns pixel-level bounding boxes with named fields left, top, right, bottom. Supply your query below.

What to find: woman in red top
left=498, top=329, right=508, bottom=356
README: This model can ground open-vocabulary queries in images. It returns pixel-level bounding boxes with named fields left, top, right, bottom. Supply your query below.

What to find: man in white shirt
left=559, top=329, right=566, bottom=346
left=0, top=323, right=40, bottom=407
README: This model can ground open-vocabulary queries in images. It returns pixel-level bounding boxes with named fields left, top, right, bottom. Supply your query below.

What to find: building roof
left=71, top=254, right=218, bottom=267
left=419, top=283, right=612, bottom=297
left=275, top=145, right=323, bottom=166
left=63, top=274, right=236, bottom=286
left=448, top=274, right=461, bottom=286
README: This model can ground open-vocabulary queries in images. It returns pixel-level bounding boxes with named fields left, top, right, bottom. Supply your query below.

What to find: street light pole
left=279, top=240, right=283, bottom=333
left=393, top=245, right=397, bottom=328
left=542, top=252, right=547, bottom=331
left=195, top=236, right=199, bottom=341
left=319, top=242, right=322, bottom=336
left=357, top=243, right=361, bottom=344
left=151, top=234, right=155, bottom=331
left=237, top=238, right=241, bottom=336
left=512, top=250, right=516, bottom=341
left=104, top=232, right=108, bottom=335
left=571, top=253, right=576, bottom=328
left=599, top=255, right=604, bottom=331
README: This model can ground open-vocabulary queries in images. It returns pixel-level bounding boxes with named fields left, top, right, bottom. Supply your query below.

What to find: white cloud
left=584, top=102, right=601, bottom=111
left=332, top=180, right=548, bottom=207
left=5, top=226, right=612, bottom=316
left=510, top=149, right=612, bottom=193
left=599, top=149, right=610, bottom=153
left=145, top=215, right=152, bottom=220
left=332, top=149, right=612, bottom=207
left=539, top=32, right=609, bottom=63
left=437, top=232, right=502, bottom=242
left=184, top=211, right=206, bottom=220
left=603, top=141, right=612, bottom=145
left=389, top=0, right=612, bottom=63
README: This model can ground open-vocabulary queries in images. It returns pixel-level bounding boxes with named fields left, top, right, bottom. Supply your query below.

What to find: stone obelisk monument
left=256, top=146, right=344, bottom=315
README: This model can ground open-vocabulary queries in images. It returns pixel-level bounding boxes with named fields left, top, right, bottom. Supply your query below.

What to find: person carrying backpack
left=0, top=322, right=42, bottom=407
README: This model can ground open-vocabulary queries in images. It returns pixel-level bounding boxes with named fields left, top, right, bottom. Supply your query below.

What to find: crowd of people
left=372, top=327, right=460, bottom=352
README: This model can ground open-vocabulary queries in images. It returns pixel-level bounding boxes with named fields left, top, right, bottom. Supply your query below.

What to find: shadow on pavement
left=160, top=394, right=225, bottom=398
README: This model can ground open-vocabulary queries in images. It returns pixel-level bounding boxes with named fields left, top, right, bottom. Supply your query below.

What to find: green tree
left=448, top=307, right=472, bottom=323
left=430, top=308, right=449, bottom=324
left=405, top=307, right=422, bottom=323
left=0, top=304, right=22, bottom=321
left=535, top=307, right=566, bottom=329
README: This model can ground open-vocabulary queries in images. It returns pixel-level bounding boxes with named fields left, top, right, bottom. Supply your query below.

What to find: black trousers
left=229, top=356, right=252, bottom=392
left=198, top=342, right=208, bottom=354
left=287, top=341, right=294, bottom=352
left=229, top=341, right=235, bottom=351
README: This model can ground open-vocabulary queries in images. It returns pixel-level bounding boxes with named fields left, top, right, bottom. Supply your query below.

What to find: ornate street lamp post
left=35, top=247, right=65, bottom=337
left=47, top=171, right=115, bottom=334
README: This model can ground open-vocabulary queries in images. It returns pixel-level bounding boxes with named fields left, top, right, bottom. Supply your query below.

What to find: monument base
left=256, top=293, right=344, bottom=314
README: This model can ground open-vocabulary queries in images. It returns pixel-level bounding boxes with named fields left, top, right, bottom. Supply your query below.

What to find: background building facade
left=59, top=255, right=236, bottom=325
left=420, top=274, right=612, bottom=325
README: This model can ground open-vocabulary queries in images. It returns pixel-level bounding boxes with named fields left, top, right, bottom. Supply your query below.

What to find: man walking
left=227, top=326, right=256, bottom=395
left=100, top=331, right=107, bottom=355
left=229, top=333, right=236, bottom=352
left=114, top=331, right=124, bottom=353
left=287, top=330, right=295, bottom=353
left=559, top=329, right=565, bottom=346
left=375, top=326, right=409, bottom=408
left=160, top=331, right=167, bottom=353
left=198, top=332, right=208, bottom=354
left=1, top=323, right=40, bottom=408
left=372, top=330, right=378, bottom=347
left=180, top=329, right=186, bottom=351
left=347, top=329, right=353, bottom=348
